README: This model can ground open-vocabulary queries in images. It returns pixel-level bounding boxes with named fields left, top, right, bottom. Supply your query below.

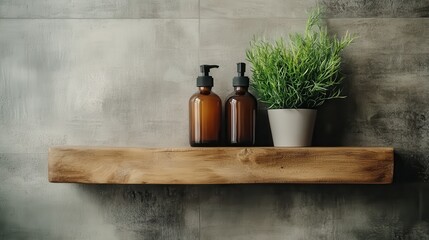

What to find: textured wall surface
left=1, top=0, right=429, bottom=239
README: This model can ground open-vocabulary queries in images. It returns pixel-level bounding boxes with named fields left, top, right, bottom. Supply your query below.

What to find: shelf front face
left=48, top=147, right=394, bottom=184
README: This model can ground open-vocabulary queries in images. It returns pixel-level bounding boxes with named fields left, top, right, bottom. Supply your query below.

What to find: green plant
left=246, top=8, right=355, bottom=109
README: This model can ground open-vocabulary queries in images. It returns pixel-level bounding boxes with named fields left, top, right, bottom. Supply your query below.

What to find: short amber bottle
left=189, top=65, right=222, bottom=147
left=225, top=63, right=257, bottom=146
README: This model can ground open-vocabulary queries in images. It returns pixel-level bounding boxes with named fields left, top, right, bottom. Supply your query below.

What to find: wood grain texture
left=48, top=147, right=394, bottom=184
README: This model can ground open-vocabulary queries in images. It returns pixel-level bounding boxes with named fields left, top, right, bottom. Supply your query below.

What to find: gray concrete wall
left=0, top=0, right=428, bottom=239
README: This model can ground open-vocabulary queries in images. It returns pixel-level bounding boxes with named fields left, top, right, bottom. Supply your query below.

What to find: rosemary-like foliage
left=246, top=8, right=354, bottom=109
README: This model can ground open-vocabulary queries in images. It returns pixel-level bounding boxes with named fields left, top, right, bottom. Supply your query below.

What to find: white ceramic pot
left=268, top=109, right=317, bottom=147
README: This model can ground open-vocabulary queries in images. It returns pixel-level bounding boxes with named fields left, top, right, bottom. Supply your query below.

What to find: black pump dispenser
left=197, top=65, right=219, bottom=87
left=225, top=62, right=256, bottom=146
left=190, top=64, right=222, bottom=147
left=233, top=62, right=250, bottom=87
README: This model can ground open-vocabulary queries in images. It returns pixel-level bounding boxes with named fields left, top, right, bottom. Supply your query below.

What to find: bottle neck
left=199, top=86, right=212, bottom=95
left=234, top=86, right=248, bottom=95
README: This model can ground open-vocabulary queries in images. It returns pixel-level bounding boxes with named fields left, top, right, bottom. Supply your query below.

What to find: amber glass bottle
left=225, top=63, right=257, bottom=146
left=189, top=65, right=222, bottom=147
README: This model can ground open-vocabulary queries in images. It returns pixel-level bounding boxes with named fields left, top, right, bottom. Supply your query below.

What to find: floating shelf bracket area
left=48, top=147, right=393, bottom=184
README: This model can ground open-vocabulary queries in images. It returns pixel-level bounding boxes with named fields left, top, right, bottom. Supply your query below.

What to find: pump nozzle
left=233, top=62, right=249, bottom=87
left=237, top=62, right=246, bottom=77
left=197, top=64, right=219, bottom=87
left=200, top=65, right=219, bottom=76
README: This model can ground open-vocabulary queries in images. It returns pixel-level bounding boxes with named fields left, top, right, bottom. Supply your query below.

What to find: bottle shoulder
left=225, top=91, right=257, bottom=103
left=209, top=91, right=221, bottom=100
left=189, top=91, right=221, bottom=102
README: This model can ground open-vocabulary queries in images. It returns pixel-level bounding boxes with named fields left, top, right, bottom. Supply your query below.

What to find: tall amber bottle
left=189, top=65, right=222, bottom=147
left=225, top=63, right=257, bottom=146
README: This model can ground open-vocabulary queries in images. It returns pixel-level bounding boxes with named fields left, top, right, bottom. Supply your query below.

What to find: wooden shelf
left=49, top=147, right=393, bottom=184
left=48, top=146, right=393, bottom=184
